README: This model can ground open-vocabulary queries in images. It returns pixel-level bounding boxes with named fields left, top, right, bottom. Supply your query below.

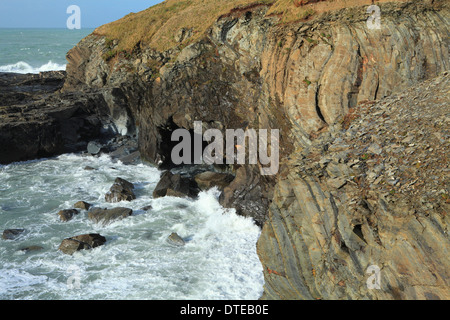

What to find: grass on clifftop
left=93, top=0, right=408, bottom=54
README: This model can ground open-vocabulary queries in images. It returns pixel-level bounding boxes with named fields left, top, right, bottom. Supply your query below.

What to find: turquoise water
left=0, top=28, right=93, bottom=73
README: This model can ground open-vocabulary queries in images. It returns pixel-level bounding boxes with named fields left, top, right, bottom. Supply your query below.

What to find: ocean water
left=0, top=28, right=264, bottom=300
left=0, top=28, right=93, bottom=73
left=0, top=154, right=264, bottom=299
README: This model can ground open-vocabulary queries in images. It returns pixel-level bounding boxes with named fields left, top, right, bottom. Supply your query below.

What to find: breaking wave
left=0, top=61, right=66, bottom=74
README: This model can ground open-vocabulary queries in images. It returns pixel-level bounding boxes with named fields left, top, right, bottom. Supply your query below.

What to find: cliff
left=59, top=0, right=449, bottom=299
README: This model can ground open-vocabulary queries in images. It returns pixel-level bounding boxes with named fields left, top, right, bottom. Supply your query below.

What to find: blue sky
left=0, top=0, right=164, bottom=28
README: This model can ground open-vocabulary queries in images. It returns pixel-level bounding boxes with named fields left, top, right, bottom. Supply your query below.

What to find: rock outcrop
left=153, top=171, right=200, bottom=199
left=258, top=73, right=449, bottom=300
left=194, top=171, right=235, bottom=191
left=59, top=233, right=107, bottom=255
left=105, top=177, right=136, bottom=202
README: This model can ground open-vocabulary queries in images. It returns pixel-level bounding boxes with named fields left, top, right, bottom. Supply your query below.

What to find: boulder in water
left=74, top=201, right=91, bottom=210
left=59, top=233, right=106, bottom=255
left=58, top=209, right=79, bottom=222
left=105, top=177, right=136, bottom=202
left=167, top=232, right=185, bottom=246
left=87, top=141, right=103, bottom=155
left=19, top=245, right=44, bottom=253
left=2, top=229, right=25, bottom=240
left=88, top=207, right=133, bottom=225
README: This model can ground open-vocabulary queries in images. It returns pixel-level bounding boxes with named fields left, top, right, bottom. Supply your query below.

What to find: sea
left=0, top=29, right=264, bottom=300
left=0, top=28, right=93, bottom=73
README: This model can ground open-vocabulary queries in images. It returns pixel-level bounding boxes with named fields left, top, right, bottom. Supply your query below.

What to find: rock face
left=194, top=171, right=235, bottom=191
left=105, top=177, right=136, bottom=202
left=0, top=72, right=115, bottom=164
left=58, top=233, right=106, bottom=255
left=88, top=207, right=133, bottom=225
left=153, top=171, right=200, bottom=199
left=257, top=73, right=450, bottom=300
left=28, top=0, right=450, bottom=299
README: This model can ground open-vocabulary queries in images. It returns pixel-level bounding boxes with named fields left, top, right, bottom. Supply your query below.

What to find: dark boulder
left=57, top=209, right=79, bottom=222
left=219, top=165, right=274, bottom=227
left=58, top=233, right=106, bottom=255
left=2, top=229, right=25, bottom=240
left=105, top=177, right=136, bottom=203
left=153, top=171, right=200, bottom=199
left=140, top=205, right=153, bottom=211
left=19, top=245, right=44, bottom=253
left=194, top=171, right=234, bottom=191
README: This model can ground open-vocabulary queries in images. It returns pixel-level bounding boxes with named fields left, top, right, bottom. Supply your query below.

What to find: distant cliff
left=59, top=0, right=449, bottom=299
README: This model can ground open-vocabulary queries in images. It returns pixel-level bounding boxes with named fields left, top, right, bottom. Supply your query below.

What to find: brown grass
left=94, top=0, right=410, bottom=54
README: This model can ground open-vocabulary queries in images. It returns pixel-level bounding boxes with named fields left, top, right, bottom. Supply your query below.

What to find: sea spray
left=0, top=154, right=264, bottom=299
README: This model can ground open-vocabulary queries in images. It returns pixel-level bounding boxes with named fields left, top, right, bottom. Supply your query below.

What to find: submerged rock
left=19, top=245, right=44, bottom=253
left=140, top=205, right=153, bottom=211
left=167, top=232, right=185, bottom=246
left=58, top=209, right=80, bottom=222
left=105, top=177, right=136, bottom=202
left=2, top=229, right=25, bottom=240
left=58, top=233, right=106, bottom=255
left=88, top=207, right=133, bottom=225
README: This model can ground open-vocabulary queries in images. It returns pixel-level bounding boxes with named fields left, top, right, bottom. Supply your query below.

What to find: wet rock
left=87, top=141, right=103, bottom=155
left=58, top=233, right=106, bottom=255
left=58, top=209, right=79, bottom=222
left=105, top=177, right=136, bottom=202
left=88, top=207, right=133, bottom=225
left=0, top=72, right=115, bottom=165
left=140, top=205, right=153, bottom=211
left=19, top=245, right=44, bottom=253
left=194, top=171, right=235, bottom=191
left=167, top=232, right=185, bottom=246
left=74, top=201, right=92, bottom=210
left=2, top=229, right=25, bottom=240
left=153, top=171, right=200, bottom=199
left=219, top=165, right=273, bottom=227
left=117, top=150, right=141, bottom=165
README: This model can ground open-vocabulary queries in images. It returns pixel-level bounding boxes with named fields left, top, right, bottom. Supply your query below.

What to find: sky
left=0, top=0, right=164, bottom=28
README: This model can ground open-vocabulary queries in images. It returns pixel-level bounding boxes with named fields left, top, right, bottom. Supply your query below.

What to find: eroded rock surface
left=257, top=73, right=449, bottom=300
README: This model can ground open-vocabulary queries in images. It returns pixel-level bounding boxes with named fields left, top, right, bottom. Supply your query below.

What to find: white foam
left=0, top=60, right=66, bottom=74
left=0, top=154, right=264, bottom=300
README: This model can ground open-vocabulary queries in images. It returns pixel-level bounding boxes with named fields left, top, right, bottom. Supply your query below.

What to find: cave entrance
left=157, top=117, right=209, bottom=170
